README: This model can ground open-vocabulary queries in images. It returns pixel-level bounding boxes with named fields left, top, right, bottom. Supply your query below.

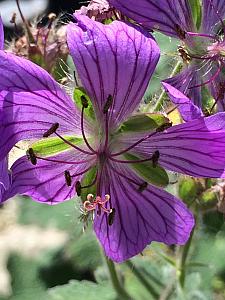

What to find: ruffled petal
left=2, top=150, right=96, bottom=204
left=0, top=51, right=86, bottom=160
left=67, top=14, right=159, bottom=128
left=162, top=82, right=203, bottom=121
left=109, top=0, right=194, bottom=38
left=94, top=163, right=194, bottom=263
left=202, top=0, right=225, bottom=34
left=129, top=113, right=225, bottom=178
left=0, top=16, right=4, bottom=50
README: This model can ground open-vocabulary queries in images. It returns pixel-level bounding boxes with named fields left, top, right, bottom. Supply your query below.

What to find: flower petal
left=67, top=14, right=159, bottom=128
left=0, top=16, right=4, bottom=50
left=109, top=0, right=194, bottom=38
left=162, top=82, right=203, bottom=121
left=0, top=158, right=10, bottom=201
left=202, top=0, right=225, bottom=34
left=2, top=150, right=96, bottom=204
left=94, top=163, right=194, bottom=263
left=131, top=113, right=225, bottom=178
left=164, top=65, right=202, bottom=108
left=0, top=51, right=85, bottom=160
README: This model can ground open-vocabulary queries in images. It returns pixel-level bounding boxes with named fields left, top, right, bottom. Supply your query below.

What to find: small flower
left=1, top=14, right=225, bottom=262
left=109, top=0, right=225, bottom=111
left=77, top=0, right=119, bottom=22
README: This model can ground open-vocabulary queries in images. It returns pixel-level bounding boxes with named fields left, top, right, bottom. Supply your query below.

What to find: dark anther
left=138, top=182, right=148, bottom=192
left=103, top=94, right=113, bottom=114
left=75, top=181, right=82, bottom=196
left=26, top=148, right=37, bottom=165
left=81, top=95, right=89, bottom=108
left=10, top=13, right=17, bottom=24
left=175, top=24, right=186, bottom=40
left=43, top=123, right=59, bottom=138
left=156, top=122, right=173, bottom=132
left=37, top=13, right=56, bottom=29
left=152, top=150, right=160, bottom=168
left=108, top=208, right=116, bottom=226
left=64, top=170, right=72, bottom=186
left=177, top=46, right=191, bottom=63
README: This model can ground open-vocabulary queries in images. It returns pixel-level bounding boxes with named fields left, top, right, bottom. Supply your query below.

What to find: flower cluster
left=1, top=2, right=225, bottom=263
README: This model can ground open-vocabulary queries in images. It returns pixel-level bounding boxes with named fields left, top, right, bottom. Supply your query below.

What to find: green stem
left=179, top=229, right=194, bottom=288
left=106, top=258, right=132, bottom=300
left=146, top=60, right=182, bottom=113
left=126, top=260, right=160, bottom=299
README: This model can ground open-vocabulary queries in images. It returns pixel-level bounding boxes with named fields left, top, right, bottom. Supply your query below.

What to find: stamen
left=35, top=155, right=94, bottom=165
left=186, top=31, right=217, bottom=40
left=81, top=104, right=97, bottom=154
left=43, top=123, right=59, bottom=138
left=138, top=182, right=148, bottom=192
left=81, top=95, right=89, bottom=108
left=103, top=94, right=113, bottom=114
left=55, top=132, right=96, bottom=155
left=43, top=123, right=95, bottom=156
left=64, top=170, right=72, bottom=186
left=103, top=95, right=113, bottom=151
left=80, top=170, right=98, bottom=190
left=26, top=148, right=37, bottom=165
left=188, top=62, right=221, bottom=89
left=108, top=208, right=116, bottom=226
left=75, top=181, right=82, bottom=196
left=178, top=46, right=191, bottom=64
left=152, top=150, right=160, bottom=168
left=174, top=24, right=186, bottom=40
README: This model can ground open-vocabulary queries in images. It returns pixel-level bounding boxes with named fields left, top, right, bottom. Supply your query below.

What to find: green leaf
left=73, top=87, right=95, bottom=120
left=48, top=280, right=116, bottom=300
left=80, top=167, right=97, bottom=202
left=32, top=136, right=83, bottom=156
left=119, top=113, right=170, bottom=133
left=124, top=153, right=169, bottom=187
left=189, top=0, right=202, bottom=29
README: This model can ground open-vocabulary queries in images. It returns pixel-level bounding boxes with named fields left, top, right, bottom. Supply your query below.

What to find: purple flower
left=2, top=14, right=225, bottom=262
left=109, top=0, right=225, bottom=111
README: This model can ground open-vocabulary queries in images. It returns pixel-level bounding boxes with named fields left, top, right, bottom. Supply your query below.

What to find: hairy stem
left=106, top=258, right=132, bottom=300
left=126, top=260, right=160, bottom=299
left=146, top=60, right=182, bottom=112
left=179, top=229, right=194, bottom=288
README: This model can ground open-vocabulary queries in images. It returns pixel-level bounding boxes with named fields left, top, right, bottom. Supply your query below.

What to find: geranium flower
left=1, top=14, right=225, bottom=262
left=109, top=0, right=225, bottom=111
